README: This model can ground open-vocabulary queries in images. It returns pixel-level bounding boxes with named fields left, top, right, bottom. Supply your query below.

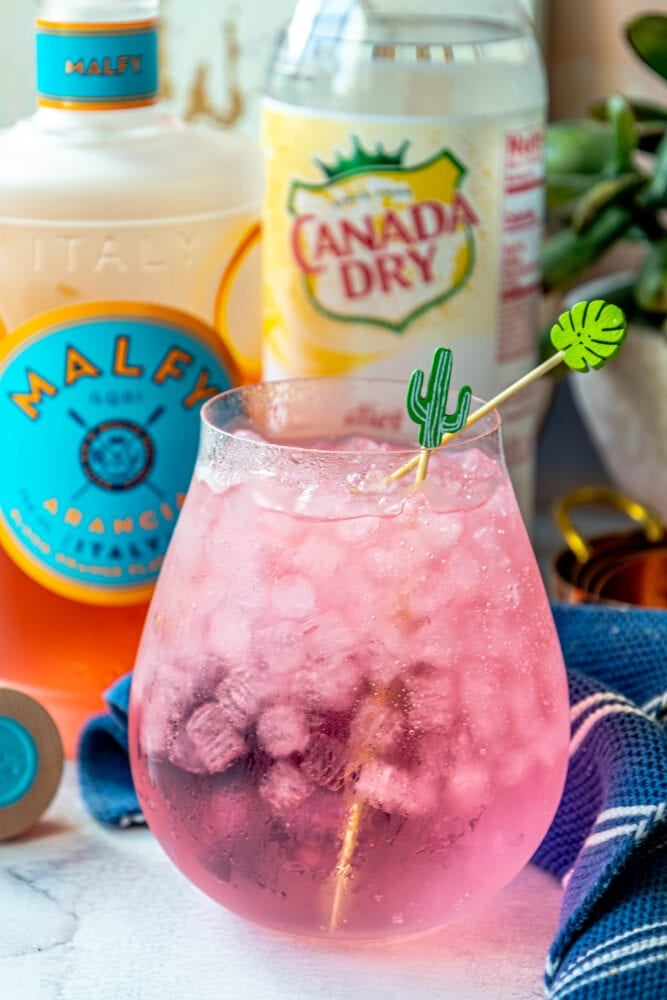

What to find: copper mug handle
left=552, top=487, right=664, bottom=565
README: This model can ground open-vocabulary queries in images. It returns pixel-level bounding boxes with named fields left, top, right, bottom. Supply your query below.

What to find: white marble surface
left=0, top=763, right=563, bottom=1000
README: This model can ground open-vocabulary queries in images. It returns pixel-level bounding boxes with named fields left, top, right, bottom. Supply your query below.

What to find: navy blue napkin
left=534, top=604, right=667, bottom=999
left=78, top=604, right=667, bottom=996
left=77, top=673, right=143, bottom=828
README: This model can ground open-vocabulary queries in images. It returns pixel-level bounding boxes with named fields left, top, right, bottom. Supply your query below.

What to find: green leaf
left=571, top=172, right=645, bottom=232
left=546, top=121, right=615, bottom=175
left=546, top=172, right=597, bottom=209
left=637, top=122, right=667, bottom=155
left=626, top=15, right=667, bottom=82
left=638, top=132, right=667, bottom=208
left=589, top=98, right=667, bottom=124
left=542, top=205, right=633, bottom=290
left=635, top=240, right=667, bottom=314
left=550, top=300, right=627, bottom=372
left=604, top=94, right=638, bottom=177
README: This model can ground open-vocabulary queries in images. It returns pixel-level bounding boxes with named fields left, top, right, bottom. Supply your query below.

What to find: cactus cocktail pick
left=406, top=347, right=472, bottom=483
left=394, top=299, right=627, bottom=484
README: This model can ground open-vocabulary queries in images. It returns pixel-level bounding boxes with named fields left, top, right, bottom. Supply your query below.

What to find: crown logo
left=315, top=136, right=410, bottom=180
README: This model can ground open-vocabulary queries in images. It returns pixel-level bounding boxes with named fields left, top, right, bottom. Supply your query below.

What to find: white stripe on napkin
left=570, top=691, right=634, bottom=724
left=551, top=939, right=667, bottom=999
left=570, top=704, right=648, bottom=757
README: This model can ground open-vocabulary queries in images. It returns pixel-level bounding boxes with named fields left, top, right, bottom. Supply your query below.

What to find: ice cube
left=271, top=573, right=316, bottom=619
left=350, top=697, right=405, bottom=756
left=207, top=615, right=253, bottom=664
left=259, top=505, right=302, bottom=542
left=168, top=731, right=208, bottom=774
left=139, top=655, right=227, bottom=760
left=216, top=656, right=283, bottom=724
left=366, top=642, right=405, bottom=688
left=336, top=516, right=380, bottom=545
left=416, top=509, right=464, bottom=558
left=256, top=704, right=311, bottom=758
left=259, top=761, right=312, bottom=814
left=300, top=733, right=348, bottom=791
left=438, top=546, right=483, bottom=601
left=215, top=674, right=254, bottom=731
left=289, top=531, right=344, bottom=580
left=444, top=762, right=489, bottom=814
left=254, top=619, right=303, bottom=680
left=170, top=702, right=246, bottom=774
left=505, top=673, right=540, bottom=735
left=338, top=435, right=388, bottom=453
left=303, top=610, right=350, bottom=652
left=406, top=662, right=458, bottom=732
left=200, top=783, right=252, bottom=838
left=496, top=750, right=530, bottom=787
left=354, top=760, right=437, bottom=818
left=534, top=720, right=569, bottom=768
left=297, top=652, right=363, bottom=713
left=297, top=612, right=364, bottom=712
left=459, top=673, right=510, bottom=744
left=366, top=537, right=421, bottom=583
left=404, top=619, right=463, bottom=670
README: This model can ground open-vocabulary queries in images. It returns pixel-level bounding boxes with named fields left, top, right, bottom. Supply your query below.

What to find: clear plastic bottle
left=0, top=0, right=263, bottom=755
left=262, top=0, right=547, bottom=519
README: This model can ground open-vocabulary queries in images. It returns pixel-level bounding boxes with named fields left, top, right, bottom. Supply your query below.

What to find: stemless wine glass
left=129, top=378, right=570, bottom=941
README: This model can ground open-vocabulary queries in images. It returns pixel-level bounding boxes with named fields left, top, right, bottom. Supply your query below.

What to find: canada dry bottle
left=0, top=0, right=263, bottom=754
left=262, top=0, right=546, bottom=518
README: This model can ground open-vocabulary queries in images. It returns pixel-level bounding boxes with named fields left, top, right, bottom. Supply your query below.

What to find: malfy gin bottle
left=0, top=0, right=263, bottom=755
left=262, top=0, right=546, bottom=520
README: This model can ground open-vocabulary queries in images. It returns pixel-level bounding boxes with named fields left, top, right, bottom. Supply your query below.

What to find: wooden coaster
left=0, top=688, right=64, bottom=841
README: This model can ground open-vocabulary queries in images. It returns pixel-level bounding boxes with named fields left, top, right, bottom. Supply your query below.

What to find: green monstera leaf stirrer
left=393, top=299, right=627, bottom=485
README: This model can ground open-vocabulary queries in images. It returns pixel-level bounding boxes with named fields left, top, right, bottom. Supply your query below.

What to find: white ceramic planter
left=565, top=278, right=667, bottom=523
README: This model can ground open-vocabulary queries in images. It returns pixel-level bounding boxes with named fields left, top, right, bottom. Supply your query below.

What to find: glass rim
left=200, top=377, right=501, bottom=458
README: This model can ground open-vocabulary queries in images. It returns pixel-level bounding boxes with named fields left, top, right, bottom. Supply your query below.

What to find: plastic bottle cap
left=0, top=689, right=64, bottom=842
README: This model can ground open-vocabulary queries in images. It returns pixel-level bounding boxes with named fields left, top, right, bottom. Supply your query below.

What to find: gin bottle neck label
left=35, top=18, right=159, bottom=110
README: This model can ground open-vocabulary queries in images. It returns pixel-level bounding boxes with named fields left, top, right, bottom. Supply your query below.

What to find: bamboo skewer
left=390, top=350, right=566, bottom=485
left=328, top=689, right=391, bottom=931
left=329, top=800, right=364, bottom=932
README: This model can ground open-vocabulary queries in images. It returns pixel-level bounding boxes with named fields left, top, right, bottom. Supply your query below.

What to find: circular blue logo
left=0, top=717, right=39, bottom=809
left=0, top=305, right=236, bottom=603
left=81, top=419, right=155, bottom=491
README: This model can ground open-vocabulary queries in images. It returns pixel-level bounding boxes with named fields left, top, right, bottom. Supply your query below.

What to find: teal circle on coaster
left=0, top=717, right=39, bottom=808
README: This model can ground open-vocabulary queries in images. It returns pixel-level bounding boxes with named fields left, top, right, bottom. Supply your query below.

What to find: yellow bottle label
left=261, top=100, right=544, bottom=385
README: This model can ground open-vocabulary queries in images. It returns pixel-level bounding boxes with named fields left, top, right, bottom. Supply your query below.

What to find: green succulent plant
left=543, top=13, right=667, bottom=335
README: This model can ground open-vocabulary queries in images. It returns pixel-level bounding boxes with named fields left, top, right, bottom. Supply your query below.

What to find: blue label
left=0, top=718, right=39, bottom=809
left=36, top=20, right=158, bottom=107
left=0, top=305, right=235, bottom=604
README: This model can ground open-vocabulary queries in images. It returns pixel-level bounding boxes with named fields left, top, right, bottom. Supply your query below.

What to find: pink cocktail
left=129, top=378, right=569, bottom=940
